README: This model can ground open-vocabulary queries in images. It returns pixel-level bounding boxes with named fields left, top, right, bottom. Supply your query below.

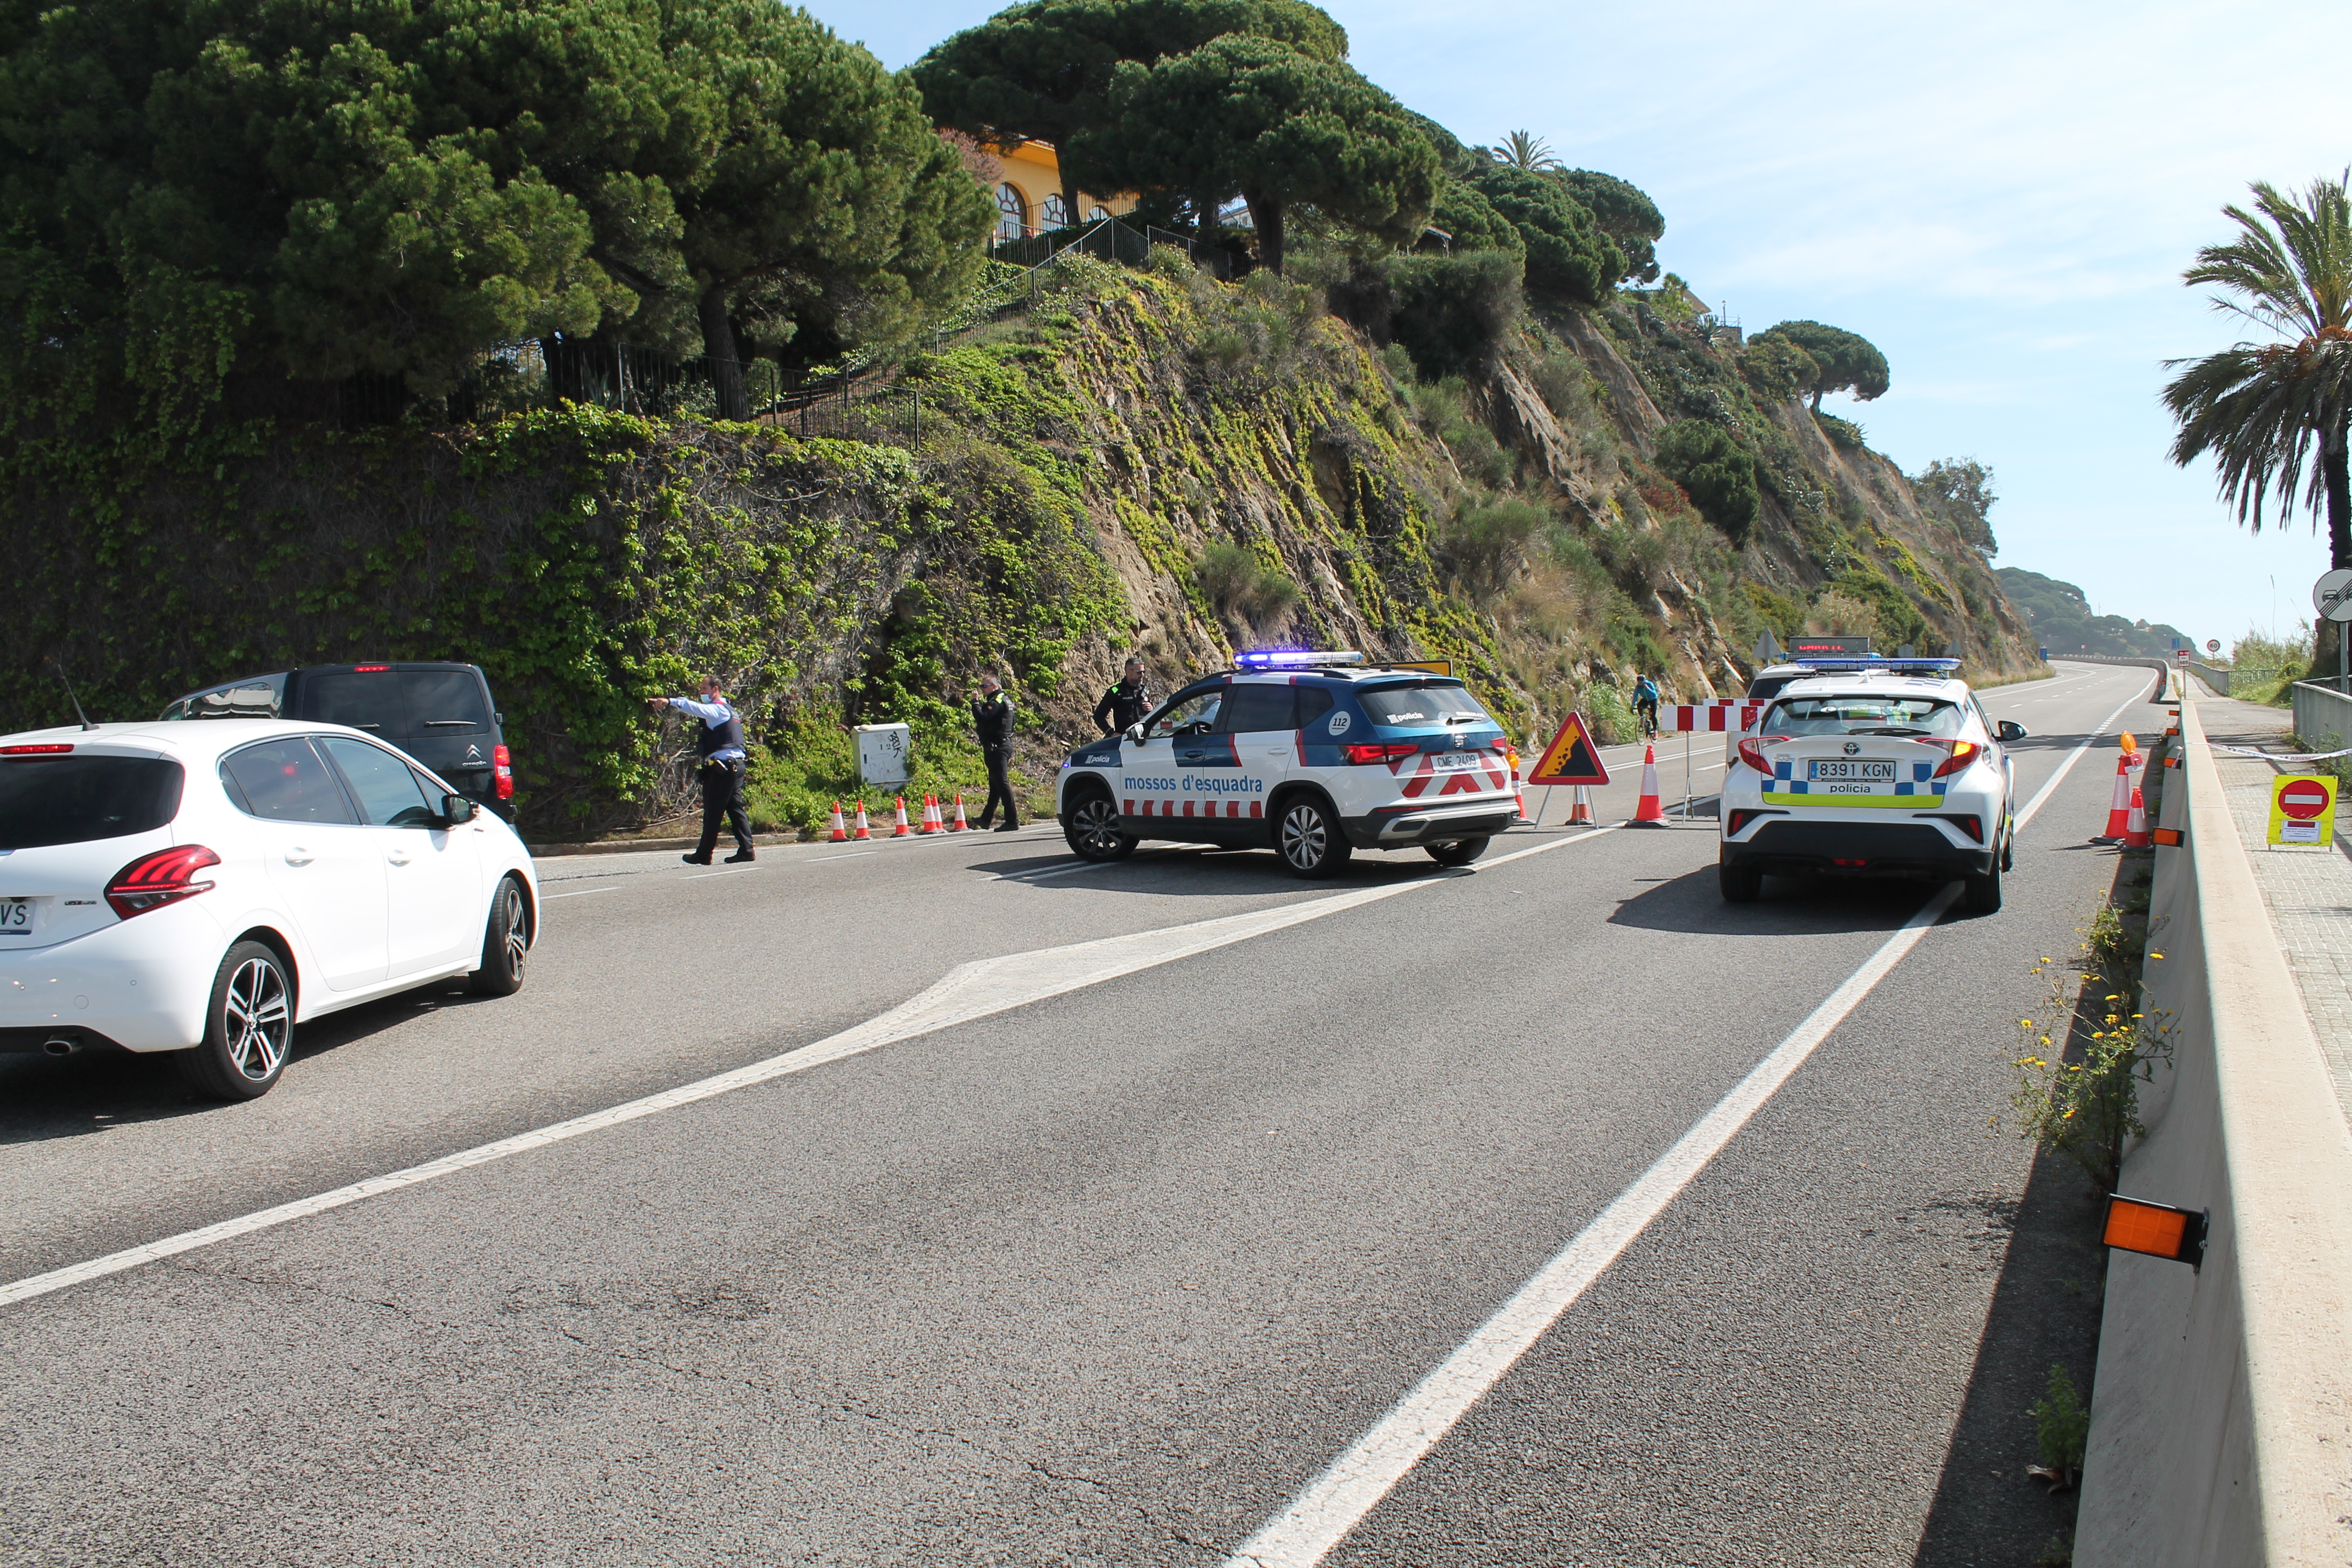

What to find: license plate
left=1809, top=760, right=1895, bottom=782
left=0, top=899, right=30, bottom=938
left=1430, top=753, right=1480, bottom=770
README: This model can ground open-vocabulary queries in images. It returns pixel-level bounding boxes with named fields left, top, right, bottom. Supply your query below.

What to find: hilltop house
left=991, top=140, right=1134, bottom=239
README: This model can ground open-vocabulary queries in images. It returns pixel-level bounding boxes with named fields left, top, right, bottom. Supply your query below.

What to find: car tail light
left=1736, top=737, right=1785, bottom=775
left=1341, top=741, right=1420, bottom=766
left=493, top=743, right=514, bottom=800
left=1832, top=857, right=1868, bottom=867
left=352, top=664, right=390, bottom=672
left=0, top=743, right=73, bottom=755
left=106, top=845, right=221, bottom=919
left=1927, top=739, right=1981, bottom=777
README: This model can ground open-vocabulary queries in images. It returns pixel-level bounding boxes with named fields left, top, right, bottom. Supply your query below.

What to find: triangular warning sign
left=1527, top=711, right=1610, bottom=786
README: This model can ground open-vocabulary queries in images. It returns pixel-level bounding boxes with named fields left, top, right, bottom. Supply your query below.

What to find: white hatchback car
left=1718, top=666, right=2024, bottom=912
left=0, top=720, right=538, bottom=1099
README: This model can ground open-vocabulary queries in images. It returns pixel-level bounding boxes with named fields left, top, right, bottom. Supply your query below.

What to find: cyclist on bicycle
left=1632, top=672, right=1660, bottom=737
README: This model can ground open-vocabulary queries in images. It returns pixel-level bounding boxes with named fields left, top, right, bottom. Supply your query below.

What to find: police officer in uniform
left=1092, top=657, right=1152, bottom=737
left=972, top=673, right=1019, bottom=831
left=653, top=677, right=755, bottom=865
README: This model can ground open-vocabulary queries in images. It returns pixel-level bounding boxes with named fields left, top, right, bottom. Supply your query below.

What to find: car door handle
left=386, top=849, right=413, bottom=866
left=284, top=846, right=314, bottom=867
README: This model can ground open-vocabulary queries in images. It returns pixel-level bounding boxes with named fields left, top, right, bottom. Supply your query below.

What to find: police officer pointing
left=653, top=677, right=755, bottom=865
left=972, top=673, right=1019, bottom=832
left=1093, top=657, right=1152, bottom=737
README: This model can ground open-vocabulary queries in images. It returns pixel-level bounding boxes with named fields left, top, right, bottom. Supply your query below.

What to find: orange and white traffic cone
left=891, top=796, right=912, bottom=837
left=1512, top=759, right=1527, bottom=823
left=828, top=801, right=847, bottom=843
left=852, top=801, right=872, bottom=840
left=1630, top=744, right=1667, bottom=826
left=921, top=794, right=943, bottom=834
left=2124, top=786, right=2152, bottom=848
left=950, top=794, right=969, bottom=832
left=1566, top=785, right=1594, bottom=825
left=2093, top=754, right=2134, bottom=842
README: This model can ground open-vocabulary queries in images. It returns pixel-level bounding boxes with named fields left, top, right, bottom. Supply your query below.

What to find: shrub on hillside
left=1817, top=412, right=1867, bottom=450
left=1195, top=542, right=1300, bottom=629
left=1468, top=165, right=1623, bottom=306
left=1444, top=499, right=1546, bottom=598
left=1328, top=251, right=1525, bottom=380
left=1739, top=333, right=1820, bottom=404
left=1806, top=590, right=1882, bottom=640
left=1653, top=420, right=1760, bottom=543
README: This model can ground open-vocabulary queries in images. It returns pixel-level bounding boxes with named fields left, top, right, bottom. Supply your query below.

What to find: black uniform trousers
left=696, top=759, right=754, bottom=857
left=978, top=745, right=1019, bottom=828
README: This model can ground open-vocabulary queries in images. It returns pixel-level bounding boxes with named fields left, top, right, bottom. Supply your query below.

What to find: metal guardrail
left=2290, top=678, right=2352, bottom=749
left=2187, top=661, right=2231, bottom=695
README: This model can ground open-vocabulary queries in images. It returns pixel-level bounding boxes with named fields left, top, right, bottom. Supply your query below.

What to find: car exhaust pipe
left=41, top=1035, right=80, bottom=1057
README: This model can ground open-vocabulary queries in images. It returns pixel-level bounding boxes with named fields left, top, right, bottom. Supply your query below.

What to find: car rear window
left=300, top=672, right=405, bottom=734
left=1357, top=682, right=1491, bottom=728
left=0, top=756, right=185, bottom=848
left=1764, top=695, right=1965, bottom=737
left=400, top=669, right=491, bottom=734
left=220, top=738, right=356, bottom=824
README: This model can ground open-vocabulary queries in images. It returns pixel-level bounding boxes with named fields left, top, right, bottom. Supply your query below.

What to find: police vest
left=696, top=709, right=745, bottom=759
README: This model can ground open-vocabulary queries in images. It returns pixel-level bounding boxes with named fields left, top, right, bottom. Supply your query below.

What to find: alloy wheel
left=223, top=957, right=291, bottom=1081
left=1280, top=804, right=1327, bottom=870
left=1074, top=797, right=1123, bottom=856
left=500, top=883, right=529, bottom=979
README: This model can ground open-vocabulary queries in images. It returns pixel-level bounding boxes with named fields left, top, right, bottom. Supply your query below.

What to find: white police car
left=1056, top=651, right=1516, bottom=878
left=1718, top=658, right=2026, bottom=912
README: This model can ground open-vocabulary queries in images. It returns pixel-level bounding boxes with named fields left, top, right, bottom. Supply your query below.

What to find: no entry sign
left=2268, top=774, right=2339, bottom=847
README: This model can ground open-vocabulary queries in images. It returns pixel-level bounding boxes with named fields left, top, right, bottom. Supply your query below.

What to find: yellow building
left=991, top=140, right=1134, bottom=239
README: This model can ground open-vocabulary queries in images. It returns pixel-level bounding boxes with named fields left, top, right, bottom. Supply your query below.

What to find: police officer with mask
left=1093, top=657, right=1152, bottom=737
left=972, top=673, right=1019, bottom=831
left=652, top=676, right=755, bottom=865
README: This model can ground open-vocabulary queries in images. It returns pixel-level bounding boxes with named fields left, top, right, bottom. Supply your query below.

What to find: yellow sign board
left=1389, top=660, right=1454, bottom=677
left=2267, top=774, right=2339, bottom=847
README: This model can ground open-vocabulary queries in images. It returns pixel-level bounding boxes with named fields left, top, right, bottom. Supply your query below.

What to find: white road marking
left=807, top=852, right=876, bottom=863
left=0, top=831, right=1616, bottom=1312
left=2015, top=686, right=2143, bottom=830
left=542, top=888, right=619, bottom=900
left=681, top=867, right=759, bottom=879
left=1219, top=883, right=1962, bottom=1568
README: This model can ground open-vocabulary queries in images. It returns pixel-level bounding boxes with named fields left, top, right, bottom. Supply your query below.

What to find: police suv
left=1718, top=657, right=2027, bottom=913
left=1055, top=651, right=1515, bottom=878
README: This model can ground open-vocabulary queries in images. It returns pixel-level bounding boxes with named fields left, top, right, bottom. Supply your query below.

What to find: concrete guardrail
left=2075, top=692, right=2352, bottom=1564
left=2289, top=679, right=2352, bottom=752
left=2188, top=661, right=2231, bottom=695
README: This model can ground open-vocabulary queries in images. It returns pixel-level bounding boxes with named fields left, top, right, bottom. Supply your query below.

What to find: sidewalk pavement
left=2194, top=681, right=2352, bottom=1132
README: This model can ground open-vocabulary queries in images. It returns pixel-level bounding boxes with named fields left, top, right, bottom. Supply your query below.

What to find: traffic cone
left=1630, top=744, right=1667, bottom=826
left=891, top=796, right=912, bottom=837
left=950, top=794, right=969, bottom=832
left=1566, top=785, right=1595, bottom=825
left=2124, top=786, right=2152, bottom=848
left=828, top=801, right=847, bottom=843
left=921, top=794, right=943, bottom=834
left=852, top=801, right=872, bottom=840
left=1512, top=760, right=1527, bottom=823
left=2093, top=755, right=2133, bottom=842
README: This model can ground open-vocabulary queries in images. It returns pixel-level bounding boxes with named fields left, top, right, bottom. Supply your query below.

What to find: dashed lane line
left=0, top=830, right=1616, bottom=1311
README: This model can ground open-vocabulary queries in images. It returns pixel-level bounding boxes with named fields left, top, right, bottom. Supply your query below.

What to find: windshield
left=1357, top=682, right=1491, bottom=728
left=1764, top=694, right=1965, bottom=738
left=0, top=756, right=184, bottom=848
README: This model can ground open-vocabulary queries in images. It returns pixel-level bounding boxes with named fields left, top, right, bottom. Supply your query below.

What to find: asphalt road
left=0, top=662, right=2160, bottom=1566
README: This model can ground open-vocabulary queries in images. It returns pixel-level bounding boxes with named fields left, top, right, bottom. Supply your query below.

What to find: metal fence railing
left=2293, top=679, right=2352, bottom=747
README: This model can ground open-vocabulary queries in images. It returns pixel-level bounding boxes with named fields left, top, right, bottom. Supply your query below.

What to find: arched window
left=1041, top=193, right=1070, bottom=230
left=1088, top=204, right=1109, bottom=222
left=996, top=184, right=1027, bottom=239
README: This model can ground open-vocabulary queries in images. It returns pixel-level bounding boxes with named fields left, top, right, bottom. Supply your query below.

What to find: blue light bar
left=1788, top=656, right=1962, bottom=672
left=1237, top=650, right=1365, bottom=668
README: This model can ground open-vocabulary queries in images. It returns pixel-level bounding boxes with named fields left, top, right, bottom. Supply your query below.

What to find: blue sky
left=816, top=1, right=2352, bottom=651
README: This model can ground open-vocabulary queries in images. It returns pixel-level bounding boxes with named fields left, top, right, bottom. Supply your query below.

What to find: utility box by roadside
left=855, top=723, right=912, bottom=787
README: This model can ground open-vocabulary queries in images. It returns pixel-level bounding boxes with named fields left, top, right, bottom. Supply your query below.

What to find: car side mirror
left=441, top=793, right=479, bottom=824
left=1124, top=723, right=1145, bottom=743
left=1997, top=721, right=2027, bottom=742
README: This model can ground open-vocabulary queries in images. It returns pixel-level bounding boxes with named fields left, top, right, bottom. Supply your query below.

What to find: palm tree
left=2162, top=174, right=2352, bottom=569
left=1491, top=130, right=1560, bottom=173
